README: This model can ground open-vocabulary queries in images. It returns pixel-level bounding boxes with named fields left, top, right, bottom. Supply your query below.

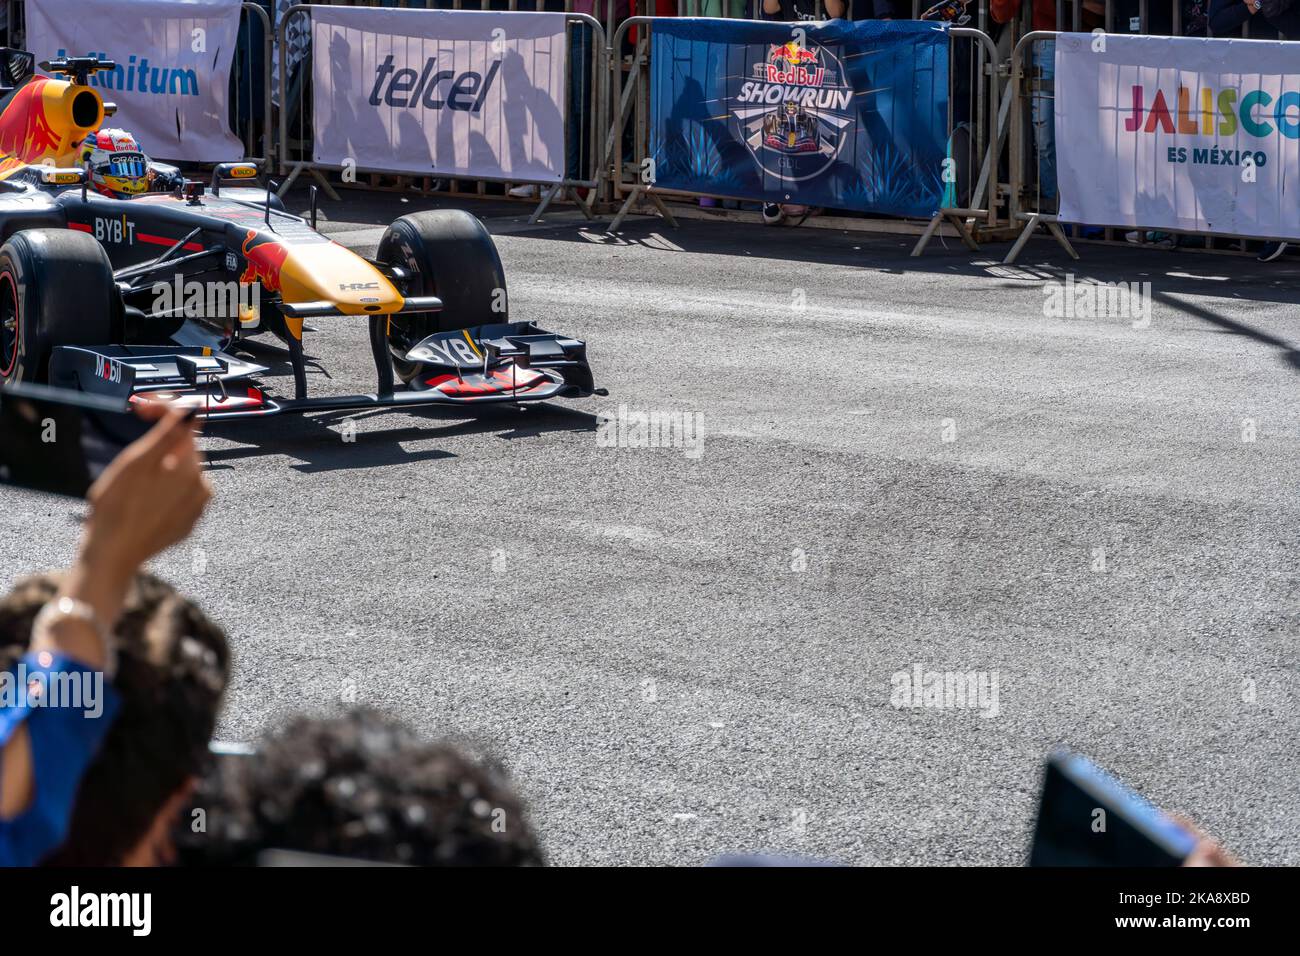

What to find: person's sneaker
left=762, top=202, right=785, bottom=226
left=507, top=183, right=538, bottom=199
left=1125, top=230, right=1174, bottom=247
left=1258, top=241, right=1288, bottom=262
left=783, top=205, right=822, bottom=226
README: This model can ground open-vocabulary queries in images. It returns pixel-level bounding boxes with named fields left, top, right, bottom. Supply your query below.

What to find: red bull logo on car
left=0, top=78, right=64, bottom=168
left=239, top=230, right=289, bottom=294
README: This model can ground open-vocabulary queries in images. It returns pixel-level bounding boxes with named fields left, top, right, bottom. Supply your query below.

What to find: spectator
left=759, top=0, right=847, bottom=224
left=1210, top=0, right=1300, bottom=38
left=0, top=405, right=210, bottom=867
left=762, top=0, right=847, bottom=19
left=0, top=571, right=229, bottom=867
left=852, top=0, right=897, bottom=18
left=177, top=709, right=543, bottom=866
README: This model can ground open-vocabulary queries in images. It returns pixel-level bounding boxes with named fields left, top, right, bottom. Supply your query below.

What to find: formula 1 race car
left=0, top=49, right=600, bottom=420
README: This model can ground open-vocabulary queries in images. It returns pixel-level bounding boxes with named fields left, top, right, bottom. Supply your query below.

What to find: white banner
left=311, top=8, right=568, bottom=183
left=1055, top=33, right=1300, bottom=240
left=25, top=0, right=245, bottom=163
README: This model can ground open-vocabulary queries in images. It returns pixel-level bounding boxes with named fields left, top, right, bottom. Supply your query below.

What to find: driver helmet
left=79, top=128, right=150, bottom=199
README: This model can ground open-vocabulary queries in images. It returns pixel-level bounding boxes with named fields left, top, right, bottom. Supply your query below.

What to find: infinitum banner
left=25, top=0, right=245, bottom=163
left=1055, top=32, right=1300, bottom=239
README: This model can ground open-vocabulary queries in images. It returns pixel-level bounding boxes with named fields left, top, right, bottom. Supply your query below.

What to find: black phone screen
left=1029, top=750, right=1199, bottom=866
left=0, top=383, right=150, bottom=498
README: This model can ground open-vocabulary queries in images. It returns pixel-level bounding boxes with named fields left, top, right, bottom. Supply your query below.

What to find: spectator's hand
left=1244, top=0, right=1261, bottom=14
left=1174, top=815, right=1242, bottom=867
left=82, top=402, right=209, bottom=582
left=32, top=404, right=210, bottom=669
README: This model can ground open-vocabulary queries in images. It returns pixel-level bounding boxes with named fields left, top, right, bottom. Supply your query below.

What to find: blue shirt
left=0, top=652, right=119, bottom=866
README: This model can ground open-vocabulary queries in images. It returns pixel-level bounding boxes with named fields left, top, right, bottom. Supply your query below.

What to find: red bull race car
left=0, top=50, right=600, bottom=420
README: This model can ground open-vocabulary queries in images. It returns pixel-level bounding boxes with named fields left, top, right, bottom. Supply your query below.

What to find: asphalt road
left=3, top=191, right=1296, bottom=866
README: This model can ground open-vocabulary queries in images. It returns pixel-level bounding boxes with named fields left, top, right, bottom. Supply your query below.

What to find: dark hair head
left=0, top=571, right=230, bottom=865
left=178, top=709, right=544, bottom=866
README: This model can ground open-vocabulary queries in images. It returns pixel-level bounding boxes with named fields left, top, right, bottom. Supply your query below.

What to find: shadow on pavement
left=200, top=402, right=598, bottom=474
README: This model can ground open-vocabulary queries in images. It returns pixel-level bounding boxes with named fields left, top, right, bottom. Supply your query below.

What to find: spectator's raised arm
left=0, top=403, right=210, bottom=866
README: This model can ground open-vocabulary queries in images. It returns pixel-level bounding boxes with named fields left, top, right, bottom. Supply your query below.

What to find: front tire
left=376, top=210, right=508, bottom=383
left=0, top=230, right=119, bottom=384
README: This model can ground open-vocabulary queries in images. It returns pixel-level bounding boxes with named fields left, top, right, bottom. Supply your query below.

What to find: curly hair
left=177, top=709, right=544, bottom=867
left=0, top=571, right=230, bottom=865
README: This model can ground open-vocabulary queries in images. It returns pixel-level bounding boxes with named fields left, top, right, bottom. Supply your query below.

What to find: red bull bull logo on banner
left=767, top=41, right=824, bottom=86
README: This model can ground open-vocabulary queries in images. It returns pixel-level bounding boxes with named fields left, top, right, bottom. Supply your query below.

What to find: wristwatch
left=32, top=596, right=116, bottom=678
left=1254, top=0, right=1262, bottom=10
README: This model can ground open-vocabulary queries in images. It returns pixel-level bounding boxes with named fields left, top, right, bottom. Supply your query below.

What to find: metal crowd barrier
left=4, top=0, right=272, bottom=165
left=275, top=1, right=608, bottom=223
left=1003, top=30, right=1076, bottom=264
left=606, top=15, right=1005, bottom=243
left=1004, top=0, right=1296, bottom=262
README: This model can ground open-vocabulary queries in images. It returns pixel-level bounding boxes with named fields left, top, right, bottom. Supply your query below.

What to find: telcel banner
left=25, top=0, right=245, bottom=163
left=312, top=8, right=568, bottom=183
left=648, top=19, right=950, bottom=218
left=1056, top=33, right=1300, bottom=239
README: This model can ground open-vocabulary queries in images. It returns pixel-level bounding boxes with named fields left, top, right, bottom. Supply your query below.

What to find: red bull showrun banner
left=648, top=19, right=950, bottom=218
left=1056, top=33, right=1300, bottom=240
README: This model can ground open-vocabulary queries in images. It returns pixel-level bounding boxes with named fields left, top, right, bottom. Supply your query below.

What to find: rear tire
left=376, top=210, right=507, bottom=383
left=0, top=229, right=119, bottom=384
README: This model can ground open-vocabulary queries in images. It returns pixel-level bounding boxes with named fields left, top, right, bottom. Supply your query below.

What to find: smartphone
left=0, top=382, right=151, bottom=498
left=1028, top=749, right=1200, bottom=866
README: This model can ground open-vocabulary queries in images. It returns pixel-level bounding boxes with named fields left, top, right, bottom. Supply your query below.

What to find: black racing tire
left=376, top=209, right=508, bottom=383
left=0, top=229, right=120, bottom=385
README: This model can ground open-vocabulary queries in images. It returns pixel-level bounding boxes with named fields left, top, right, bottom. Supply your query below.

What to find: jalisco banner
left=25, top=0, right=245, bottom=163
left=1055, top=33, right=1300, bottom=239
left=648, top=19, right=950, bottom=218
left=311, top=8, right=568, bottom=183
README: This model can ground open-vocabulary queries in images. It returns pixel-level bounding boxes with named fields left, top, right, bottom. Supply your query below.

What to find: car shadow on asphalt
left=199, top=402, right=598, bottom=474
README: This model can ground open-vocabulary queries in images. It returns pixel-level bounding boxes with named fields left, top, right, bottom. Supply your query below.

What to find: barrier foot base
left=953, top=216, right=980, bottom=252
left=912, top=210, right=981, bottom=257
left=647, top=191, right=678, bottom=228
left=529, top=185, right=598, bottom=225
left=276, top=165, right=340, bottom=203
left=311, top=168, right=341, bottom=202
left=1003, top=214, right=1040, bottom=264
left=275, top=164, right=303, bottom=198
left=1004, top=214, right=1080, bottom=264
left=910, top=212, right=944, bottom=257
left=530, top=184, right=562, bottom=224
left=1045, top=220, right=1080, bottom=261
left=609, top=187, right=678, bottom=233
left=608, top=187, right=639, bottom=232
